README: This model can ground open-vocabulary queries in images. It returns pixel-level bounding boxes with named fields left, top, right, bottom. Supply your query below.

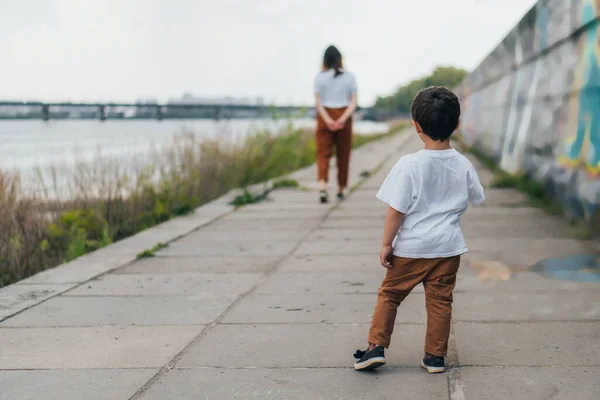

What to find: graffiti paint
left=457, top=0, right=600, bottom=224
left=560, top=0, right=600, bottom=177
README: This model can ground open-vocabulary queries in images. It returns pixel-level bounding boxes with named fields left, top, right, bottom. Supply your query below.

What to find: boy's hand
left=380, top=245, right=393, bottom=268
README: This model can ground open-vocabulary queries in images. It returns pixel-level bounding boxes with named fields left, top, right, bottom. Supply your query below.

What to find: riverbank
left=0, top=123, right=407, bottom=287
left=0, top=118, right=389, bottom=175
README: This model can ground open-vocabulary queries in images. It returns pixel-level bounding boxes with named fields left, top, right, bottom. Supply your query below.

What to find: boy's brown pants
left=316, top=107, right=352, bottom=188
left=368, top=255, right=460, bottom=357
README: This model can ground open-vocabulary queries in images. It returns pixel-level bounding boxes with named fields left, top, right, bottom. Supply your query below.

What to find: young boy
left=353, top=86, right=485, bottom=373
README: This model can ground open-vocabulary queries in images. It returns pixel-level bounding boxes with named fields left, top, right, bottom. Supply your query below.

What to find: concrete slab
left=456, top=270, right=600, bottom=293
left=222, top=293, right=426, bottom=324
left=248, top=191, right=332, bottom=206
left=462, top=250, right=593, bottom=272
left=2, top=294, right=235, bottom=327
left=206, top=217, right=321, bottom=231
left=65, top=272, right=262, bottom=297
left=329, top=207, right=387, bottom=219
left=178, top=323, right=426, bottom=368
left=258, top=267, right=495, bottom=295
left=18, top=251, right=133, bottom=285
left=305, top=228, right=383, bottom=242
left=159, top=240, right=299, bottom=257
left=279, top=254, right=381, bottom=272
left=345, top=190, right=380, bottom=201
left=461, top=366, right=600, bottom=400
left=467, top=251, right=598, bottom=273
left=320, top=217, right=384, bottom=229
left=4, top=129, right=598, bottom=399
left=178, top=228, right=310, bottom=243
left=462, top=206, right=548, bottom=218
left=461, top=218, right=572, bottom=238
left=244, top=200, right=333, bottom=210
left=453, top=291, right=600, bottom=321
left=0, top=326, right=201, bottom=369
left=466, top=238, right=590, bottom=259
left=357, top=179, right=390, bottom=190
left=255, top=271, right=385, bottom=295
left=454, top=322, right=600, bottom=366
left=223, top=208, right=329, bottom=220
left=0, top=369, right=157, bottom=400
left=137, top=367, right=449, bottom=400
left=0, top=283, right=74, bottom=321
left=294, top=239, right=379, bottom=255
left=115, top=256, right=279, bottom=274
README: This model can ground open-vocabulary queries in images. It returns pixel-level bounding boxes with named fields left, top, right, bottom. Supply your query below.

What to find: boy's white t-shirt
left=376, top=149, right=485, bottom=259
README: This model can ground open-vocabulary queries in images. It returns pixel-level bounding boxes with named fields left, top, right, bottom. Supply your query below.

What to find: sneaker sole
left=421, top=360, right=445, bottom=373
left=354, top=357, right=386, bottom=371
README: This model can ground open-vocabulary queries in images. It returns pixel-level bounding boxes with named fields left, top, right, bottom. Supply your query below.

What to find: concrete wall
left=456, top=0, right=600, bottom=224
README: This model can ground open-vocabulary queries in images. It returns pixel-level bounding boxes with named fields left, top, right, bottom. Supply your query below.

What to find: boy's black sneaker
left=421, top=355, right=445, bottom=373
left=354, top=346, right=386, bottom=371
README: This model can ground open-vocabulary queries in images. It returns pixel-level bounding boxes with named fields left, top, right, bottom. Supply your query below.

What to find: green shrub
left=136, top=242, right=168, bottom=259
left=273, top=178, right=299, bottom=189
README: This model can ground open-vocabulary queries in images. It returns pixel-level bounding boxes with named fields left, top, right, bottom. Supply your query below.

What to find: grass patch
left=455, top=138, right=563, bottom=215
left=230, top=188, right=269, bottom=207
left=492, top=172, right=563, bottom=215
left=136, top=242, right=168, bottom=259
left=272, top=178, right=299, bottom=189
left=0, top=122, right=404, bottom=287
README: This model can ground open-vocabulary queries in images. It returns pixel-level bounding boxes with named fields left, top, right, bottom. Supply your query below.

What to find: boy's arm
left=468, top=163, right=485, bottom=204
left=380, top=206, right=405, bottom=268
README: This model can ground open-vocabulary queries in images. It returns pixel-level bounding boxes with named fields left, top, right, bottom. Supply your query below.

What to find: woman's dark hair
left=322, top=45, right=344, bottom=77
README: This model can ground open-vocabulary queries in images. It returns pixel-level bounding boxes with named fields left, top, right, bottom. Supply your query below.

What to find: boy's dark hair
left=411, top=86, right=460, bottom=141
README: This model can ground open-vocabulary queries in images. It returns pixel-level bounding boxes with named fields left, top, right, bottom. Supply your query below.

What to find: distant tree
left=374, top=66, right=468, bottom=112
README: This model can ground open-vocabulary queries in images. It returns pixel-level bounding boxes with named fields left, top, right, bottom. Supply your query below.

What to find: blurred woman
left=314, top=45, right=358, bottom=203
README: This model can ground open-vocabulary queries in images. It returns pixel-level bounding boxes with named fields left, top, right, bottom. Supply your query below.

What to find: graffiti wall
left=457, top=0, right=600, bottom=224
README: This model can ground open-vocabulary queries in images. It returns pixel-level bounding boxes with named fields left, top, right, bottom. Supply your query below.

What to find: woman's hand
left=326, top=119, right=339, bottom=131
left=335, top=118, right=346, bottom=130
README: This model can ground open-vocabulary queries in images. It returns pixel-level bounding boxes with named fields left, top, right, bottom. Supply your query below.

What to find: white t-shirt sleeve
left=467, top=164, right=485, bottom=204
left=376, top=159, right=414, bottom=213
left=348, top=73, right=357, bottom=94
left=314, top=74, right=324, bottom=95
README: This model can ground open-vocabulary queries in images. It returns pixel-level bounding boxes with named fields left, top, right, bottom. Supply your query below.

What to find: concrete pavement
left=1, top=131, right=599, bottom=399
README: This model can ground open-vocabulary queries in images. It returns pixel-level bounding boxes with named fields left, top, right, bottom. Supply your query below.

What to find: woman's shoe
left=337, top=192, right=345, bottom=201
left=319, top=190, right=329, bottom=204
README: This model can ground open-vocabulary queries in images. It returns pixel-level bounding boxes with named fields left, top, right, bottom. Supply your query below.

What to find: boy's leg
left=422, top=256, right=460, bottom=357
left=368, top=257, right=427, bottom=348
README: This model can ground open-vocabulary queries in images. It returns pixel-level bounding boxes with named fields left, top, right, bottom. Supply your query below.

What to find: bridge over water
left=0, top=101, right=404, bottom=122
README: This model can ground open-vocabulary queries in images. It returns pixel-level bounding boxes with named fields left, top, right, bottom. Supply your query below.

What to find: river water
left=0, top=118, right=388, bottom=173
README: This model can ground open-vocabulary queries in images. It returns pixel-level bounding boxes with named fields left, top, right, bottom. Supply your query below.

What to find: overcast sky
left=0, top=0, right=536, bottom=106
